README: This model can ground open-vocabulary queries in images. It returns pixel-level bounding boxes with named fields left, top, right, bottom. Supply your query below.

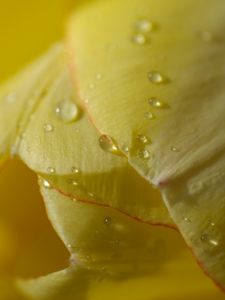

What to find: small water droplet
left=132, top=33, right=149, bottom=45
left=99, top=134, right=121, bottom=155
left=71, top=167, right=80, bottom=174
left=135, top=19, right=154, bottom=33
left=67, top=244, right=73, bottom=251
left=55, top=100, right=79, bottom=123
left=201, top=233, right=209, bottom=242
left=148, top=71, right=169, bottom=84
left=138, top=149, right=150, bottom=160
left=148, top=97, right=169, bottom=109
left=88, top=192, right=94, bottom=197
left=144, top=111, right=155, bottom=120
left=122, top=145, right=130, bottom=154
left=171, top=146, right=179, bottom=152
left=44, top=123, right=54, bottom=132
left=137, top=134, right=151, bottom=145
left=183, top=217, right=191, bottom=223
left=104, top=216, right=112, bottom=225
left=42, top=179, right=52, bottom=189
left=200, top=31, right=213, bottom=42
left=210, top=221, right=216, bottom=227
left=47, top=167, right=55, bottom=174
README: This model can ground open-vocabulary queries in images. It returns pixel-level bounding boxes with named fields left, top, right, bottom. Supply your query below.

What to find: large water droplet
left=44, top=123, right=54, bottom=132
left=55, top=100, right=79, bottom=123
left=99, top=134, right=122, bottom=156
left=148, top=97, right=169, bottom=109
left=148, top=71, right=169, bottom=84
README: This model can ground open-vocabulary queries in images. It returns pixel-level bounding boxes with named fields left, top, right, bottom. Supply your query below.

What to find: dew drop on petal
left=44, top=123, right=54, bottom=132
left=144, top=111, right=155, bottom=120
left=135, top=19, right=154, bottom=33
left=99, top=134, right=122, bottom=156
left=71, top=167, right=80, bottom=174
left=55, top=100, right=79, bottom=123
left=47, top=167, right=55, bottom=174
left=137, top=134, right=151, bottom=145
left=132, top=33, right=148, bottom=45
left=104, top=216, right=112, bottom=225
left=148, top=97, right=169, bottom=109
left=148, top=71, right=169, bottom=84
left=138, top=149, right=150, bottom=160
left=209, top=239, right=219, bottom=246
left=171, top=146, right=179, bottom=152
left=42, top=179, right=52, bottom=189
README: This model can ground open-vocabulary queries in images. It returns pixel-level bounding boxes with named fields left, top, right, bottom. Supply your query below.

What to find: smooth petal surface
left=18, top=187, right=225, bottom=300
left=68, top=0, right=225, bottom=289
left=18, top=48, right=171, bottom=226
left=0, top=44, right=63, bottom=164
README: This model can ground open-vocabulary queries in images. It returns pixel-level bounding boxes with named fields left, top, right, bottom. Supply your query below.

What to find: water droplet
left=122, top=145, right=130, bottom=154
left=171, top=146, right=179, bottom=152
left=44, top=123, right=54, bottom=132
left=135, top=19, right=154, bottom=33
left=148, top=71, right=169, bottom=84
left=71, top=167, right=80, bottom=174
left=67, top=178, right=79, bottom=186
left=200, top=31, right=213, bottom=42
left=200, top=233, right=209, bottom=242
left=99, top=134, right=121, bottom=155
left=47, top=167, right=55, bottom=174
left=209, top=239, right=219, bottom=246
left=144, top=111, right=155, bottom=120
left=42, top=179, right=52, bottom=189
left=104, top=216, right=112, bottom=225
left=183, top=217, right=191, bottom=223
left=210, top=221, right=215, bottom=227
left=132, top=33, right=148, bottom=45
left=88, top=192, right=94, bottom=197
left=138, top=149, right=150, bottom=160
left=148, top=97, right=169, bottom=109
left=55, top=100, right=79, bottom=123
left=96, top=73, right=102, bottom=80
left=137, top=134, right=151, bottom=145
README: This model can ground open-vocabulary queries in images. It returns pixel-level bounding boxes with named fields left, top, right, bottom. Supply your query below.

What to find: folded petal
left=67, top=0, right=225, bottom=289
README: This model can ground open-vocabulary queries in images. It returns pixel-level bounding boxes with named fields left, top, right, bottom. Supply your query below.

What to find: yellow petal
left=0, top=44, right=63, bottom=164
left=67, top=0, right=225, bottom=289
left=18, top=187, right=225, bottom=300
left=17, top=47, right=171, bottom=226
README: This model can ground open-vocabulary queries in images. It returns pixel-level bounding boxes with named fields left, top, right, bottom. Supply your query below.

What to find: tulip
left=0, top=1, right=225, bottom=299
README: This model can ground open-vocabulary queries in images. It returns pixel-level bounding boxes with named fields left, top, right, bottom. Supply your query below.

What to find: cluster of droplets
left=132, top=18, right=155, bottom=46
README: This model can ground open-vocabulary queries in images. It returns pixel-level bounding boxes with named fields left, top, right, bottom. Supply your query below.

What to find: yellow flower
left=0, top=1, right=225, bottom=300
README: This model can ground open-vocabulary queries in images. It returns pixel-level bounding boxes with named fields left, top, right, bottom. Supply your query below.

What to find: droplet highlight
left=104, top=216, right=112, bottom=225
left=144, top=111, right=155, bottom=120
left=137, top=134, right=151, bottom=145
